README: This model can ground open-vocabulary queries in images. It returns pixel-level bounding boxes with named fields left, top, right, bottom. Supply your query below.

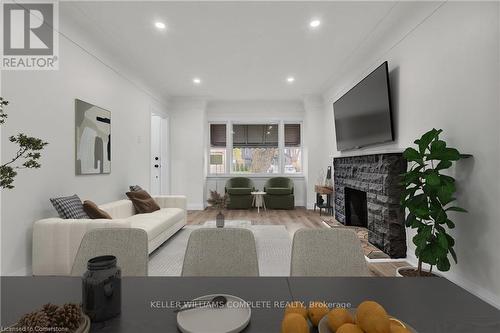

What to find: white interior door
left=150, top=115, right=162, bottom=195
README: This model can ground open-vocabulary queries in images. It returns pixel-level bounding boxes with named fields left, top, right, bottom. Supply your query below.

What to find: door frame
left=150, top=108, right=170, bottom=195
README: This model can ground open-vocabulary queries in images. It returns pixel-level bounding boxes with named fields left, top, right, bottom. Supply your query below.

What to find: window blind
left=210, top=124, right=226, bottom=147
left=285, top=124, right=301, bottom=146
left=233, top=124, right=278, bottom=147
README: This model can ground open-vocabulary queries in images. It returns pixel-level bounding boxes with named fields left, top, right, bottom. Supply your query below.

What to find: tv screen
left=333, top=62, right=394, bottom=151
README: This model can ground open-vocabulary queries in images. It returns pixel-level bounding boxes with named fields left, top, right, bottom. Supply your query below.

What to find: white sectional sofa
left=32, top=195, right=187, bottom=276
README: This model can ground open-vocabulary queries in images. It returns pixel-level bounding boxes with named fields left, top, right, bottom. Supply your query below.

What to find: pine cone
left=17, top=310, right=50, bottom=328
left=42, top=303, right=59, bottom=317
left=53, top=303, right=83, bottom=332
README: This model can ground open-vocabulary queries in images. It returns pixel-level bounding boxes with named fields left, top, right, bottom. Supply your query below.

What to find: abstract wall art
left=75, top=99, right=111, bottom=175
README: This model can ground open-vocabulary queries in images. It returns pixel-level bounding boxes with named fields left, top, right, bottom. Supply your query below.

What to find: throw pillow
left=126, top=190, right=160, bottom=214
left=129, top=185, right=143, bottom=192
left=83, top=200, right=112, bottom=219
left=50, top=194, right=89, bottom=219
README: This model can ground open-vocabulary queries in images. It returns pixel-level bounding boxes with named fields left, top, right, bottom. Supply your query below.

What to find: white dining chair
left=71, top=228, right=148, bottom=277
left=290, top=228, right=371, bottom=277
left=182, top=228, right=259, bottom=276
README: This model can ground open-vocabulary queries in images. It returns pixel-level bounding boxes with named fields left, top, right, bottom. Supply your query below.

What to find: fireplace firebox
left=345, top=187, right=368, bottom=228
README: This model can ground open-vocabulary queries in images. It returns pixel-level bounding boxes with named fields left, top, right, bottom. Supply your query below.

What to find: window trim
left=208, top=120, right=304, bottom=176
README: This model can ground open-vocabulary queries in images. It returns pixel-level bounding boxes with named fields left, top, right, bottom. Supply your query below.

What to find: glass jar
left=82, top=255, right=121, bottom=322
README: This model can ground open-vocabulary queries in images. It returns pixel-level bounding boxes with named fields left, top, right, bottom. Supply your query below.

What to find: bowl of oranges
left=281, top=300, right=417, bottom=333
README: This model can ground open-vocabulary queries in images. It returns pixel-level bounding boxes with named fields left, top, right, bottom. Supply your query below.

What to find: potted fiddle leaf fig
left=207, top=190, right=229, bottom=228
left=398, top=128, right=468, bottom=277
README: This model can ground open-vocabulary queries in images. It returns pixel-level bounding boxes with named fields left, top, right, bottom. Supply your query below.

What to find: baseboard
left=187, top=203, right=205, bottom=210
left=364, top=257, right=409, bottom=264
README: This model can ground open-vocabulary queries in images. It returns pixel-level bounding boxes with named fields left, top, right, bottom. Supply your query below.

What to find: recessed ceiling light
left=286, top=76, right=295, bottom=83
left=193, top=77, right=202, bottom=85
left=309, top=19, right=321, bottom=29
left=154, top=21, right=166, bottom=30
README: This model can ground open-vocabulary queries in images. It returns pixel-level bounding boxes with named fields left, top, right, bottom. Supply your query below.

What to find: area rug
left=148, top=224, right=292, bottom=276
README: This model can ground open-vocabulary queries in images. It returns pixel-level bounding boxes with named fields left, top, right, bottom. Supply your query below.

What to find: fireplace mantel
left=333, top=152, right=407, bottom=258
left=332, top=148, right=405, bottom=159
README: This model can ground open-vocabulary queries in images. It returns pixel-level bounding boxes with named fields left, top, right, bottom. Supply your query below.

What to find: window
left=208, top=122, right=302, bottom=175
left=232, top=124, right=279, bottom=173
left=284, top=124, right=302, bottom=173
left=209, top=124, right=226, bottom=174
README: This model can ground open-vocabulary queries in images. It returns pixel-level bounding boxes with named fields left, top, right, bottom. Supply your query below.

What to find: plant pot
left=396, top=265, right=441, bottom=277
left=216, top=211, right=225, bottom=228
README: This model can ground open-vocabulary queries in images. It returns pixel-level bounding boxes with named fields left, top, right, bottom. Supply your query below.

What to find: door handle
left=154, top=164, right=159, bottom=168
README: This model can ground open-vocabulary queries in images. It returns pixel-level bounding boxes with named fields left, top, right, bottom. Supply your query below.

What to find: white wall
left=1, top=17, right=167, bottom=275
left=169, top=98, right=208, bottom=210
left=207, top=100, right=304, bottom=121
left=303, top=95, right=330, bottom=209
left=323, top=2, right=500, bottom=307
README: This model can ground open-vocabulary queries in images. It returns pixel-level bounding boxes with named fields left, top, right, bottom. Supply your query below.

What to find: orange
left=356, top=301, right=389, bottom=333
left=307, top=301, right=330, bottom=327
left=327, top=308, right=354, bottom=332
left=356, top=301, right=388, bottom=323
left=281, top=313, right=309, bottom=333
left=359, top=313, right=390, bottom=333
left=284, top=301, right=308, bottom=319
left=337, top=323, right=364, bottom=333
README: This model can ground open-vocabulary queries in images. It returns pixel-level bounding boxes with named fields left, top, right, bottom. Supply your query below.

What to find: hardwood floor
left=187, top=207, right=410, bottom=277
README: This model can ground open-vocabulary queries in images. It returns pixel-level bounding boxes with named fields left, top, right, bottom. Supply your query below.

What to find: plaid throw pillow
left=50, top=194, right=89, bottom=219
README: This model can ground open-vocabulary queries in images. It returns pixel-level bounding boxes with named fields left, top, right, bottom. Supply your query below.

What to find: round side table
left=251, top=191, right=266, bottom=213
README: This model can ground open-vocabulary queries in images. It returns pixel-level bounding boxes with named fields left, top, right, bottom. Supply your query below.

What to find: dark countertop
left=2, top=277, right=499, bottom=333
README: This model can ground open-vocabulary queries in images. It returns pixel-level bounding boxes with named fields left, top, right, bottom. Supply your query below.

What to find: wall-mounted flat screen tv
left=333, top=62, right=394, bottom=151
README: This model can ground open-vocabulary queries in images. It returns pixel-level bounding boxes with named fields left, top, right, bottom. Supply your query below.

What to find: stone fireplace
left=333, top=153, right=407, bottom=258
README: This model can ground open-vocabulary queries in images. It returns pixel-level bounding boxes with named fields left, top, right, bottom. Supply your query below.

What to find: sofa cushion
left=266, top=187, right=293, bottom=195
left=50, top=194, right=89, bottom=219
left=99, top=200, right=135, bottom=219
left=83, top=200, right=112, bottom=219
left=126, top=208, right=184, bottom=239
left=226, top=187, right=252, bottom=195
left=126, top=190, right=160, bottom=214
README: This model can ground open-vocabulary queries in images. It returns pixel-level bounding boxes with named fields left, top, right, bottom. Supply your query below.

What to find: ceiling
left=61, top=1, right=441, bottom=101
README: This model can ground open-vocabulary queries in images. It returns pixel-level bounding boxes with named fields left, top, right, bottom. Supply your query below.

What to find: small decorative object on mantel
left=82, top=255, right=121, bottom=322
left=207, top=190, right=229, bottom=228
left=399, top=128, right=468, bottom=277
left=3, top=303, right=90, bottom=333
left=324, top=166, right=333, bottom=187
left=0, top=97, right=48, bottom=189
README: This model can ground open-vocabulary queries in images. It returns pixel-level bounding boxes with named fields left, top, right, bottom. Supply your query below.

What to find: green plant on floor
left=401, top=128, right=468, bottom=275
left=0, top=97, right=49, bottom=189
left=207, top=190, right=229, bottom=211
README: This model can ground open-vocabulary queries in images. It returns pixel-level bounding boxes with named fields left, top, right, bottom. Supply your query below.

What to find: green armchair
left=225, top=177, right=254, bottom=209
left=264, top=177, right=294, bottom=210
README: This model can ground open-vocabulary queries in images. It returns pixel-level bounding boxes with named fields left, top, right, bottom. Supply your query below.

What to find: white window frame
left=208, top=121, right=230, bottom=175
left=283, top=120, right=304, bottom=175
left=208, top=120, right=303, bottom=177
